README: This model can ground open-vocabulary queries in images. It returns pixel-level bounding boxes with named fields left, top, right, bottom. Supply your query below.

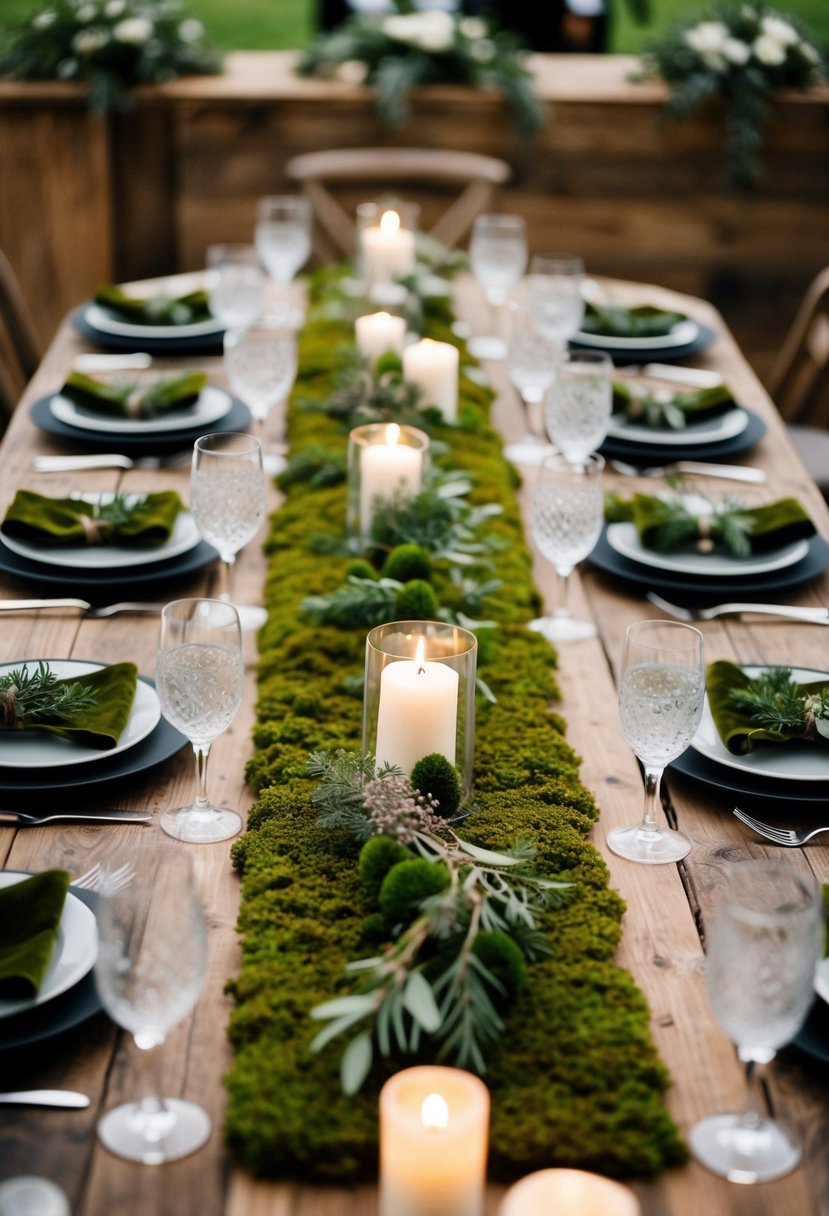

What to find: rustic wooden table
left=0, top=276, right=827, bottom=1216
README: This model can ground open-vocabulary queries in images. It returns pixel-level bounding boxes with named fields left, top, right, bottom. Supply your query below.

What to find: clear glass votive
left=363, top=620, right=478, bottom=798
left=347, top=422, right=430, bottom=545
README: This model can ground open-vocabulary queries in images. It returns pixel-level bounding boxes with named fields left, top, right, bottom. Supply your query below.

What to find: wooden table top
left=0, top=276, right=827, bottom=1216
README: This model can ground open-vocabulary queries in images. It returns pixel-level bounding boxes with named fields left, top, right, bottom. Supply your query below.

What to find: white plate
left=575, top=318, right=699, bottom=351
left=0, top=871, right=98, bottom=1021
left=816, top=958, right=829, bottom=1007
left=1, top=496, right=200, bottom=570
left=606, top=521, right=810, bottom=579
left=607, top=406, right=749, bottom=447
left=50, top=383, right=231, bottom=435
left=84, top=301, right=223, bottom=341
left=0, top=660, right=160, bottom=769
left=691, top=665, right=829, bottom=783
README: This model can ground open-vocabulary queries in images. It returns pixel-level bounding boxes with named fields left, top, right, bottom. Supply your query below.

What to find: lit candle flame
left=420, top=1092, right=449, bottom=1130
left=380, top=209, right=401, bottom=234
left=386, top=422, right=401, bottom=446
left=415, top=635, right=426, bottom=675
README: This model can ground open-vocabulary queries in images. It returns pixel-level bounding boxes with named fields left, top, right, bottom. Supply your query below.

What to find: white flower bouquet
left=0, top=0, right=222, bottom=113
left=297, top=5, right=545, bottom=139
left=639, top=2, right=826, bottom=188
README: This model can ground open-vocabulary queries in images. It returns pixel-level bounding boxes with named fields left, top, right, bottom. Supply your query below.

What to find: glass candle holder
left=347, top=422, right=430, bottom=545
left=498, top=1169, right=641, bottom=1216
left=364, top=620, right=478, bottom=797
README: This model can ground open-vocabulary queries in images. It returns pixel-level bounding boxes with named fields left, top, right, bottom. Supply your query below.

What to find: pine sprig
left=730, top=667, right=814, bottom=732
left=0, top=661, right=97, bottom=729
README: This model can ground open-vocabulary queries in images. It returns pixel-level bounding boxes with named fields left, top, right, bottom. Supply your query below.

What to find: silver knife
left=73, top=353, right=152, bottom=372
left=0, top=1091, right=90, bottom=1108
left=0, top=810, right=151, bottom=826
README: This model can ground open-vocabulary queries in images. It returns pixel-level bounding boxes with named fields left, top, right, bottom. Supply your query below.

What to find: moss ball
left=411, top=753, right=462, bottom=819
left=375, top=351, right=403, bottom=377
left=346, top=559, right=378, bottom=581
left=394, top=579, right=439, bottom=620
left=358, top=835, right=411, bottom=902
left=379, top=858, right=451, bottom=925
left=472, top=930, right=527, bottom=1001
left=361, top=912, right=391, bottom=945
left=382, top=544, right=431, bottom=584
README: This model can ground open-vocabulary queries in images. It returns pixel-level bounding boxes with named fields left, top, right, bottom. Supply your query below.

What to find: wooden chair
left=766, top=265, right=829, bottom=497
left=285, top=147, right=512, bottom=265
left=0, top=249, right=42, bottom=428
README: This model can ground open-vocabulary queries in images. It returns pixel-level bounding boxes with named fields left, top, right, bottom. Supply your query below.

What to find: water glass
left=529, top=453, right=604, bottom=643
left=223, top=315, right=298, bottom=474
left=503, top=300, right=559, bottom=467
left=254, top=194, right=312, bottom=288
left=468, top=213, right=527, bottom=360
left=607, top=619, right=704, bottom=864
left=526, top=253, right=585, bottom=345
left=690, top=861, right=823, bottom=1183
left=155, top=598, right=245, bottom=842
left=545, top=350, right=613, bottom=465
left=95, top=846, right=209, bottom=1161
left=205, top=244, right=265, bottom=329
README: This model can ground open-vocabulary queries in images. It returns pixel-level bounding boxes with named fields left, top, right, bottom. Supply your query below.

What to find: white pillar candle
left=355, top=311, right=406, bottom=362
left=402, top=338, right=459, bottom=424
left=380, top=1066, right=489, bottom=1216
left=498, top=1169, right=641, bottom=1216
left=361, top=210, right=416, bottom=286
left=374, top=638, right=458, bottom=775
left=359, top=422, right=424, bottom=539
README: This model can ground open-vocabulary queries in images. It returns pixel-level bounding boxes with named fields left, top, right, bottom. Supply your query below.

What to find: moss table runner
left=224, top=271, right=684, bottom=1181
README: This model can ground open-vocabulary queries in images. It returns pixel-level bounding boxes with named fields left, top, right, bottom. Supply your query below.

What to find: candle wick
left=417, top=664, right=426, bottom=676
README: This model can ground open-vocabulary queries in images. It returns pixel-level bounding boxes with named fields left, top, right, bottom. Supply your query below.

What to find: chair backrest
left=285, top=147, right=512, bottom=265
left=0, top=248, right=43, bottom=426
left=767, top=264, right=829, bottom=429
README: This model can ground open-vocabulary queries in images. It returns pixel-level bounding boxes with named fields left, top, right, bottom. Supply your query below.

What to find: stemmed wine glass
left=607, top=619, right=704, bottom=864
left=205, top=244, right=265, bottom=329
left=155, top=598, right=245, bottom=843
left=223, top=315, right=298, bottom=476
left=95, top=846, right=209, bottom=1162
left=545, top=350, right=613, bottom=465
left=190, top=431, right=268, bottom=631
left=503, top=299, right=559, bottom=467
left=690, top=861, right=822, bottom=1182
left=529, top=453, right=604, bottom=643
left=526, top=253, right=585, bottom=346
left=254, top=194, right=312, bottom=298
left=467, top=214, right=527, bottom=360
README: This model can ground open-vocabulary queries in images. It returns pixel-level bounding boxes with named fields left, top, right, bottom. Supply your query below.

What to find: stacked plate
left=0, top=493, right=218, bottom=599
left=571, top=316, right=716, bottom=365
left=796, top=958, right=829, bottom=1068
left=601, top=399, right=767, bottom=465
left=72, top=299, right=224, bottom=355
left=0, top=872, right=103, bottom=1052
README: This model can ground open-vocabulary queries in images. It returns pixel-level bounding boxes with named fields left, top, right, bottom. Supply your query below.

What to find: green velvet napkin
left=612, top=381, right=736, bottom=429
left=94, top=284, right=212, bottom=326
left=606, top=492, right=816, bottom=555
left=1, top=661, right=138, bottom=749
left=582, top=301, right=687, bottom=339
left=60, top=371, right=207, bottom=419
left=2, top=489, right=184, bottom=548
left=0, top=870, right=71, bottom=999
left=707, top=660, right=829, bottom=755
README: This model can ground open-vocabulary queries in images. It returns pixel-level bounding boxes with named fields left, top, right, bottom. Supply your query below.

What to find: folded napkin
left=0, top=660, right=138, bottom=749
left=612, top=381, right=736, bottom=430
left=0, top=870, right=71, bottom=999
left=582, top=301, right=687, bottom=340
left=60, top=371, right=207, bottom=419
left=94, top=284, right=212, bottom=326
left=606, top=492, right=816, bottom=556
left=2, top=489, right=183, bottom=548
left=707, top=661, right=829, bottom=755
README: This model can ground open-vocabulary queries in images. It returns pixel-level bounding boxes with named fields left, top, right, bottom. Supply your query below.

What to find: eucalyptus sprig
left=0, top=661, right=97, bottom=730
left=370, top=477, right=505, bottom=565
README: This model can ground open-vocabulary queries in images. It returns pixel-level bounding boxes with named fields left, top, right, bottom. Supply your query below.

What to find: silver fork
left=646, top=591, right=829, bottom=625
left=0, top=599, right=165, bottom=618
left=73, top=861, right=135, bottom=893
left=732, top=807, right=829, bottom=847
left=610, top=458, right=766, bottom=484
left=32, top=452, right=192, bottom=472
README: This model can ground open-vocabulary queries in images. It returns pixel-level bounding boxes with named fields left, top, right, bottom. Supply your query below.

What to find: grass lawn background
left=2, top=0, right=827, bottom=52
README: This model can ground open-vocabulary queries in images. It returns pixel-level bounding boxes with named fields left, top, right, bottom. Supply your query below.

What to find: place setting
left=571, top=286, right=717, bottom=364
left=71, top=278, right=226, bottom=355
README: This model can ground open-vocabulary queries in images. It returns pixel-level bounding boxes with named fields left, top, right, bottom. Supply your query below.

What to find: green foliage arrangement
left=223, top=265, right=685, bottom=1182
left=639, top=2, right=826, bottom=188
left=0, top=0, right=222, bottom=113
left=0, top=661, right=96, bottom=729
left=296, top=3, right=545, bottom=139
left=728, top=667, right=829, bottom=739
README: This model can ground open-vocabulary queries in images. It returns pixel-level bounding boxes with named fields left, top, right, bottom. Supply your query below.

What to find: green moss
left=358, top=835, right=411, bottom=902
left=378, top=858, right=451, bottom=924
left=410, top=753, right=462, bottom=819
left=393, top=577, right=440, bottom=619
left=472, top=930, right=527, bottom=1001
left=345, top=559, right=377, bottom=580
left=381, top=543, right=431, bottom=582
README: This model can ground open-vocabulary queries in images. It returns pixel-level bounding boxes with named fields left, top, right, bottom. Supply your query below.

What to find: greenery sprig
left=0, top=661, right=97, bottom=730
left=307, top=750, right=572, bottom=1093
left=730, top=667, right=829, bottom=739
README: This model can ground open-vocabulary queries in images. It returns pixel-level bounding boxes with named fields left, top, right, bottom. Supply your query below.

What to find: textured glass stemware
left=467, top=214, right=527, bottom=360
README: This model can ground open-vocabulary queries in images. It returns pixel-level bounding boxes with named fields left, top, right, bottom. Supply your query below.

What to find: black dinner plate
left=668, top=744, right=829, bottom=809
left=570, top=322, right=717, bottom=365
left=601, top=408, right=766, bottom=465
left=587, top=530, right=829, bottom=602
left=30, top=394, right=251, bottom=455
left=0, top=534, right=218, bottom=601
left=72, top=304, right=224, bottom=355
left=0, top=884, right=104, bottom=1052
left=791, top=995, right=829, bottom=1069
